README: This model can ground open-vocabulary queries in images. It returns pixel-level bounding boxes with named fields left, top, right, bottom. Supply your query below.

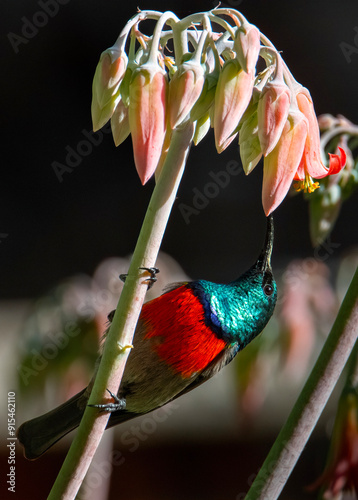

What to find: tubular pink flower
left=262, top=109, right=308, bottom=215
left=128, top=66, right=168, bottom=185
left=91, top=48, right=127, bottom=132
left=168, top=62, right=205, bottom=129
left=258, top=79, right=291, bottom=156
left=293, top=90, right=346, bottom=191
left=214, top=59, right=254, bottom=153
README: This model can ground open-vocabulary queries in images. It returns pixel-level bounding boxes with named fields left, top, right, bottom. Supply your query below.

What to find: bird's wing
left=168, top=342, right=240, bottom=401
left=106, top=343, right=239, bottom=428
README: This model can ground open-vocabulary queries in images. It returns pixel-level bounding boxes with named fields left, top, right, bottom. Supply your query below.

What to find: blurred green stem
left=48, top=121, right=195, bottom=500
left=245, top=265, right=358, bottom=500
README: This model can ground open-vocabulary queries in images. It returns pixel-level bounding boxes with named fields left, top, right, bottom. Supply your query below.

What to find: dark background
left=1, top=0, right=358, bottom=299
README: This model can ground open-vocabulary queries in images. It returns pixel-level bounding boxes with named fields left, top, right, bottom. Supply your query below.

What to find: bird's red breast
left=140, top=285, right=226, bottom=378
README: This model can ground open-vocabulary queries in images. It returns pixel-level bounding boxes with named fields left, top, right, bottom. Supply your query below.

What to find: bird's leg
left=119, top=267, right=160, bottom=290
left=88, top=389, right=126, bottom=413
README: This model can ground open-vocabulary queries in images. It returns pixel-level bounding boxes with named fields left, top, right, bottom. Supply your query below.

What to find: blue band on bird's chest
left=187, top=281, right=234, bottom=343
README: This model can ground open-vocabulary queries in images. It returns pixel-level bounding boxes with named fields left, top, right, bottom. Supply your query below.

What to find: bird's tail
left=17, top=388, right=88, bottom=460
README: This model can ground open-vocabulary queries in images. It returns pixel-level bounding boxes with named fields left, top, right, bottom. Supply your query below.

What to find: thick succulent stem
left=47, top=121, right=195, bottom=500
left=245, top=266, right=358, bottom=500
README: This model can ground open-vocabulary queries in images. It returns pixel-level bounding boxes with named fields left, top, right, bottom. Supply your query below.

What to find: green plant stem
left=47, top=121, right=195, bottom=500
left=245, top=265, right=358, bottom=500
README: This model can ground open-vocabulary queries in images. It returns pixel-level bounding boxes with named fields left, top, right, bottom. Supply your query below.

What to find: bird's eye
left=263, top=284, right=274, bottom=296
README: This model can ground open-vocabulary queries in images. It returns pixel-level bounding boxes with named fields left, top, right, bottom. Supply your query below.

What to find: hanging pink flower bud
left=168, top=61, right=205, bottom=128
left=257, top=78, right=291, bottom=156
left=91, top=48, right=127, bottom=131
left=128, top=65, right=168, bottom=184
left=214, top=59, right=254, bottom=153
left=262, top=109, right=308, bottom=215
left=234, top=22, right=261, bottom=74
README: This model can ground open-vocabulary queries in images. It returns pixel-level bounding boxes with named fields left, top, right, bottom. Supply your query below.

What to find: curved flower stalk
left=90, top=7, right=346, bottom=214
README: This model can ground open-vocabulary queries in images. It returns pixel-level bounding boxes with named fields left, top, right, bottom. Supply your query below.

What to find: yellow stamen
left=164, top=56, right=176, bottom=76
left=293, top=172, right=320, bottom=194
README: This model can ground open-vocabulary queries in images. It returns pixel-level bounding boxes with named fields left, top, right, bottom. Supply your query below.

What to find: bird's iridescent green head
left=192, top=215, right=277, bottom=348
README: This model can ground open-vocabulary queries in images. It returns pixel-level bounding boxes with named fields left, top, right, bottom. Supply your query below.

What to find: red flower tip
left=327, top=147, right=347, bottom=175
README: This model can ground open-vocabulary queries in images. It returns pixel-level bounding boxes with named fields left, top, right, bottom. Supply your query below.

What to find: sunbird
left=18, top=215, right=277, bottom=460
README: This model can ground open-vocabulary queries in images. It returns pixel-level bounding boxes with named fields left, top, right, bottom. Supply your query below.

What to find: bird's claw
left=140, top=267, right=160, bottom=290
left=88, top=389, right=126, bottom=413
left=119, top=267, right=160, bottom=290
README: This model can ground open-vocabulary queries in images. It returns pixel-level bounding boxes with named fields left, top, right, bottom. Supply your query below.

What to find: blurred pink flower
left=279, top=259, right=337, bottom=380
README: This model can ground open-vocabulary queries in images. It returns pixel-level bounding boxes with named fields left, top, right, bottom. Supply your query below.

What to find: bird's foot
left=140, top=267, right=160, bottom=289
left=119, top=267, right=160, bottom=290
left=88, top=389, right=126, bottom=413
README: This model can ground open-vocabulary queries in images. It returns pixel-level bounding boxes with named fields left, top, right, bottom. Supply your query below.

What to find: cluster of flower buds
left=91, top=8, right=346, bottom=215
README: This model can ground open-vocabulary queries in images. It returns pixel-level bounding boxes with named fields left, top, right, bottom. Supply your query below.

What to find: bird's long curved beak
left=256, top=215, right=274, bottom=274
